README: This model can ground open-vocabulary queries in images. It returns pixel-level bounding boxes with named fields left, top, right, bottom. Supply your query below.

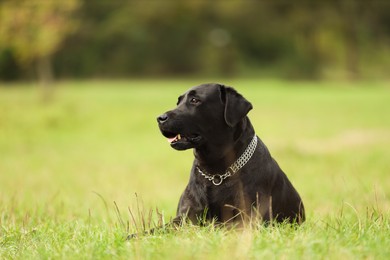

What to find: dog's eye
left=189, top=97, right=200, bottom=104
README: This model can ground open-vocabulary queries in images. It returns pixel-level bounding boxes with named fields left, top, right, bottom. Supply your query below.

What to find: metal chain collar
left=196, top=134, right=258, bottom=186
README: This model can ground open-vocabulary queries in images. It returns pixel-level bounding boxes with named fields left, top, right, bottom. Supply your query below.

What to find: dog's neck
left=194, top=117, right=255, bottom=173
left=196, top=134, right=257, bottom=185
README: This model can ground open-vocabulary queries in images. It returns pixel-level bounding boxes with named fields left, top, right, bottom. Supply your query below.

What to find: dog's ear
left=219, top=84, right=253, bottom=127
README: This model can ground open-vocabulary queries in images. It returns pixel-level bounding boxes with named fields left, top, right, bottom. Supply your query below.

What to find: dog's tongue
left=167, top=136, right=177, bottom=143
left=167, top=134, right=181, bottom=143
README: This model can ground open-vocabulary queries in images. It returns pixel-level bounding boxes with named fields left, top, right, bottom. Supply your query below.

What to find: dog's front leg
left=176, top=183, right=209, bottom=224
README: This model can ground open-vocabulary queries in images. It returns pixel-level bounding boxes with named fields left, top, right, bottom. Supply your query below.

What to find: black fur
left=157, top=83, right=305, bottom=226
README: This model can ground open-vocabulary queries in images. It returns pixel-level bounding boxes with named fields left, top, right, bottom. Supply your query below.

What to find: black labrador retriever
left=157, top=83, right=305, bottom=226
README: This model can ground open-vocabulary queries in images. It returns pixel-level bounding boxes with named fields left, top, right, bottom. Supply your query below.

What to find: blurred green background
left=1, top=80, right=389, bottom=223
left=1, top=0, right=390, bottom=82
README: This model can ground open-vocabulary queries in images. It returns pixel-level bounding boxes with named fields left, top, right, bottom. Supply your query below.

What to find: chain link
left=197, top=134, right=258, bottom=186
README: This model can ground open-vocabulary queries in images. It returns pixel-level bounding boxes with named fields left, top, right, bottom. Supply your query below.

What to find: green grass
left=1, top=79, right=390, bottom=259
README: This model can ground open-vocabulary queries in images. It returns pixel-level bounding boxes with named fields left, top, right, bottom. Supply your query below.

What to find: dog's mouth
left=162, top=131, right=202, bottom=150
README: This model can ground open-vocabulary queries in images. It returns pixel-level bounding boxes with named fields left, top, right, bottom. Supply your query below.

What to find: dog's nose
left=157, top=113, right=168, bottom=124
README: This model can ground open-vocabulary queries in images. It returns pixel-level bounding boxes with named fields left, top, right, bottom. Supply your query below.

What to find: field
left=1, top=79, right=389, bottom=259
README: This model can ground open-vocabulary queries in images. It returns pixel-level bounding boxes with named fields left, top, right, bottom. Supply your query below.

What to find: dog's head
left=157, top=83, right=252, bottom=151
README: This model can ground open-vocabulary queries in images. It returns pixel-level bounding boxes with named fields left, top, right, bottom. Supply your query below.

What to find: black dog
left=157, top=83, right=305, bottom=226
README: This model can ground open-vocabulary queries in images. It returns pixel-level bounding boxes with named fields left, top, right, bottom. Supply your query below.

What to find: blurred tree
left=0, top=49, right=21, bottom=81
left=1, top=0, right=389, bottom=81
left=0, top=0, right=79, bottom=99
